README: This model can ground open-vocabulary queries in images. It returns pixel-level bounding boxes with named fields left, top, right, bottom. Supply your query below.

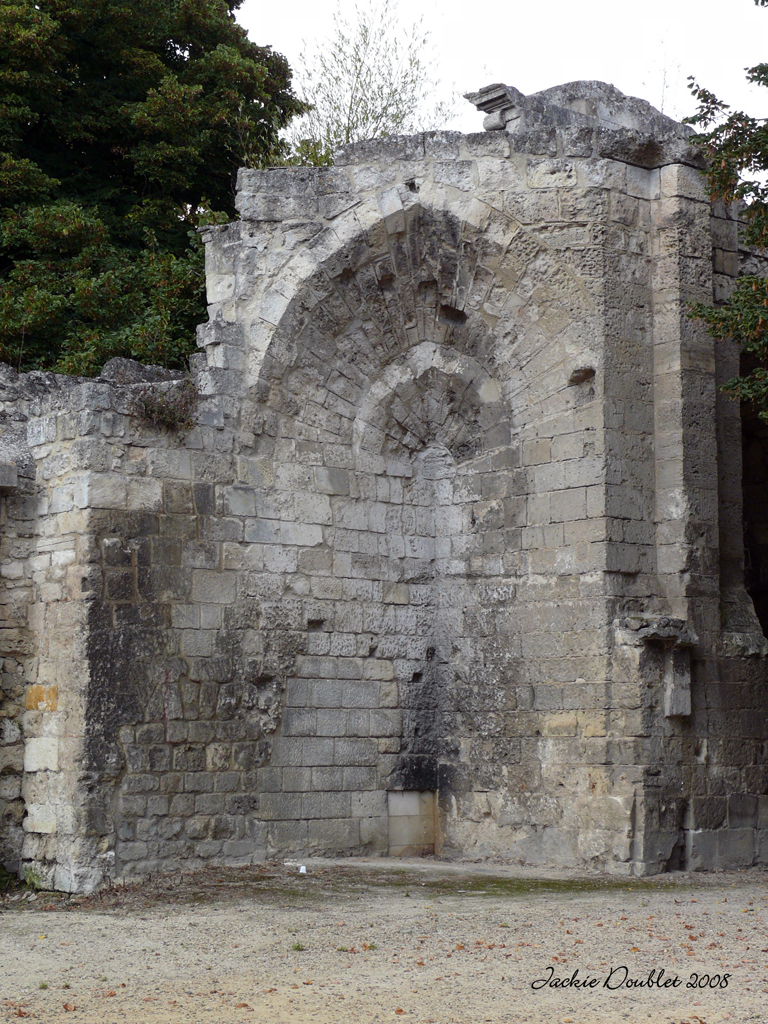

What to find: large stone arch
left=233, top=191, right=601, bottom=857
left=247, top=188, right=597, bottom=411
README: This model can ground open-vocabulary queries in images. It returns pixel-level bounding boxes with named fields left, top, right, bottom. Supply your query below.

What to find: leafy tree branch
left=0, top=0, right=304, bottom=374
left=686, top=0, right=768, bottom=415
left=286, top=0, right=455, bottom=166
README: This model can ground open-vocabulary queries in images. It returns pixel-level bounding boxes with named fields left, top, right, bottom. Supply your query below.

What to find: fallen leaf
left=630, top=946, right=640, bottom=952
left=395, top=1010, right=405, bottom=1016
left=235, top=1003, right=252, bottom=1009
left=63, top=1004, right=77, bottom=1012
left=455, top=944, right=464, bottom=951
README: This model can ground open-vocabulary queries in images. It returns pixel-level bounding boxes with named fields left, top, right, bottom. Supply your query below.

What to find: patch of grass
left=499, top=922, right=510, bottom=928
left=376, top=872, right=687, bottom=900
left=22, top=866, right=43, bottom=891
left=38, top=982, right=48, bottom=990
left=336, top=946, right=348, bottom=952
left=291, top=941, right=305, bottom=951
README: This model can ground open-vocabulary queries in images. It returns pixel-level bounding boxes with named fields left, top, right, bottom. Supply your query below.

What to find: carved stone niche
left=620, top=616, right=697, bottom=719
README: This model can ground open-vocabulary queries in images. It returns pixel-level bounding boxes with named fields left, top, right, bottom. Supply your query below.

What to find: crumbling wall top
left=465, top=80, right=692, bottom=136
left=463, top=80, right=701, bottom=169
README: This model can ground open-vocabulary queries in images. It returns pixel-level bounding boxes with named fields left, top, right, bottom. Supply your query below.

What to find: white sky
left=237, top=0, right=768, bottom=133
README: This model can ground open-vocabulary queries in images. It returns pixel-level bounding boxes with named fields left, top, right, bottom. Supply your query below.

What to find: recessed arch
left=234, top=188, right=601, bottom=856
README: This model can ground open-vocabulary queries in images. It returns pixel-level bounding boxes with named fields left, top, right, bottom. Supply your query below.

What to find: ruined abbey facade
left=2, top=82, right=768, bottom=892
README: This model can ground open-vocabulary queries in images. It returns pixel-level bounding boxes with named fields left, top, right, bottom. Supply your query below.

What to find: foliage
left=286, top=0, right=454, bottom=166
left=0, top=0, right=304, bottom=374
left=21, top=864, right=43, bottom=890
left=132, top=378, right=198, bottom=433
left=686, top=0, right=768, bottom=416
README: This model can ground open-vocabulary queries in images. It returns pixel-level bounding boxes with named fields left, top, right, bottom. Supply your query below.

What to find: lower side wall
left=678, top=650, right=768, bottom=871
left=16, top=638, right=768, bottom=892
left=630, top=645, right=768, bottom=876
left=0, top=666, right=25, bottom=875
left=0, top=459, right=36, bottom=878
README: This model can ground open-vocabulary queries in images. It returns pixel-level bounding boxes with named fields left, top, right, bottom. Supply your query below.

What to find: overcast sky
left=237, top=0, right=768, bottom=133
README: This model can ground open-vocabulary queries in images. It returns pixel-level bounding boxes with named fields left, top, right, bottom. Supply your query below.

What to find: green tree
left=0, top=0, right=303, bottom=375
left=687, top=0, right=768, bottom=415
left=286, top=0, right=454, bottom=166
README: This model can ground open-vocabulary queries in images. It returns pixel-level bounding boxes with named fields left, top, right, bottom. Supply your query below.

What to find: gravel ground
left=1, top=860, right=767, bottom=1024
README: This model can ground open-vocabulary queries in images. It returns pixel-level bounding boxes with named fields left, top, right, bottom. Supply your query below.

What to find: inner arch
left=353, top=342, right=510, bottom=474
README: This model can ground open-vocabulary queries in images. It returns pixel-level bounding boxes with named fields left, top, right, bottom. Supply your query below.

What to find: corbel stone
left=463, top=83, right=525, bottom=132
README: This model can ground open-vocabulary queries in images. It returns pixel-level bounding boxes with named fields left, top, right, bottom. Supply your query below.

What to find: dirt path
left=1, top=860, right=766, bottom=1024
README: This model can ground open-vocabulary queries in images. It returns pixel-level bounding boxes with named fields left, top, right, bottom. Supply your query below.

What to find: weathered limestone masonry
left=2, top=80, right=768, bottom=891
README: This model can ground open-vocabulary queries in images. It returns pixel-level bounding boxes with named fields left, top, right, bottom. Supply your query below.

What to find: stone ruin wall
left=1, top=81, right=768, bottom=891
left=0, top=372, right=37, bottom=876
